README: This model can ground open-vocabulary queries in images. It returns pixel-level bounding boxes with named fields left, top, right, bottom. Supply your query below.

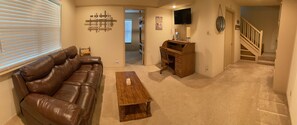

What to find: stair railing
left=240, top=17, right=263, bottom=56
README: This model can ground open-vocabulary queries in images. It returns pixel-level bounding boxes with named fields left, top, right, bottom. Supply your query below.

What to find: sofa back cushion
left=56, top=60, right=73, bottom=80
left=20, top=56, right=55, bottom=82
left=68, top=56, right=81, bottom=72
left=26, top=67, right=64, bottom=95
left=49, top=50, right=67, bottom=65
left=64, top=46, right=78, bottom=59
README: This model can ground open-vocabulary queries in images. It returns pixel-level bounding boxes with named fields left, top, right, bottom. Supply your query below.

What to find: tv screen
left=174, top=8, right=191, bottom=24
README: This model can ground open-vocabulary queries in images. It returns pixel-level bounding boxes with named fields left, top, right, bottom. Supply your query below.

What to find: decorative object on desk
left=216, top=4, right=225, bottom=33
left=126, top=78, right=131, bottom=85
left=155, top=16, right=163, bottom=30
left=235, top=25, right=240, bottom=30
left=186, top=27, right=191, bottom=42
left=175, top=31, right=180, bottom=40
left=85, top=11, right=117, bottom=32
left=79, top=47, right=91, bottom=56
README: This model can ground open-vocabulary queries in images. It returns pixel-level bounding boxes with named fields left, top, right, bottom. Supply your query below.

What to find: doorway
left=124, top=9, right=145, bottom=65
left=224, top=10, right=234, bottom=69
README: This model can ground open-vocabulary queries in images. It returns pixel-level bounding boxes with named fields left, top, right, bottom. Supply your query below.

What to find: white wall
left=240, top=6, right=280, bottom=53
left=273, top=0, right=297, bottom=94
left=75, top=6, right=125, bottom=67
left=0, top=73, right=18, bottom=125
left=190, top=0, right=240, bottom=77
left=61, top=0, right=77, bottom=48
left=287, top=26, right=297, bottom=125
left=145, top=8, right=173, bottom=65
left=0, top=1, right=77, bottom=124
left=74, top=6, right=172, bottom=67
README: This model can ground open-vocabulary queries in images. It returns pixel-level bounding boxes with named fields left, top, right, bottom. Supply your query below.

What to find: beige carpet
left=98, top=61, right=291, bottom=125
left=8, top=61, right=291, bottom=125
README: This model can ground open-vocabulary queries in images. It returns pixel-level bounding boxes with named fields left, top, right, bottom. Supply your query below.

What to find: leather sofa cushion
left=79, top=65, right=93, bottom=71
left=21, top=94, right=82, bottom=125
left=64, top=46, right=78, bottom=59
left=76, top=86, right=96, bottom=118
left=85, top=70, right=100, bottom=89
left=66, top=72, right=88, bottom=83
left=69, top=56, right=81, bottom=72
left=63, top=81, right=81, bottom=86
left=20, top=56, right=55, bottom=82
left=53, top=84, right=80, bottom=103
left=92, top=64, right=103, bottom=71
left=26, top=67, right=64, bottom=95
left=49, top=50, right=67, bottom=65
left=56, top=60, right=73, bottom=80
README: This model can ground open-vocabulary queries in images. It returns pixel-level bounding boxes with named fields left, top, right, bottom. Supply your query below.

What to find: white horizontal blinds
left=0, top=0, right=61, bottom=71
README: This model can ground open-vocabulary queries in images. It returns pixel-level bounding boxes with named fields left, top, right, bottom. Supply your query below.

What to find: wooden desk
left=115, top=71, right=152, bottom=122
left=161, top=40, right=195, bottom=77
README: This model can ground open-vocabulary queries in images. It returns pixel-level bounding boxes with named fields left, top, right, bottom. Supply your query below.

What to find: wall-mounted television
left=174, top=8, right=191, bottom=24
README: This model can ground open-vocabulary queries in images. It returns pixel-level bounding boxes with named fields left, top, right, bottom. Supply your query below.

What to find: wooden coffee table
left=115, top=71, right=152, bottom=122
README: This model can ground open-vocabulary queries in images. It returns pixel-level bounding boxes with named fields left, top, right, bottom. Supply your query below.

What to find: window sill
left=0, top=49, right=61, bottom=76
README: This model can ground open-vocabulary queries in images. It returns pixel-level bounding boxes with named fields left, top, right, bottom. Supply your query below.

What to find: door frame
left=224, top=9, right=235, bottom=69
left=124, top=7, right=146, bottom=65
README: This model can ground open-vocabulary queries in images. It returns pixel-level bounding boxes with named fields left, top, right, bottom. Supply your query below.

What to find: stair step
left=241, top=55, right=255, bottom=58
left=258, top=56, right=275, bottom=61
left=241, top=51, right=254, bottom=56
left=241, top=49, right=249, bottom=52
left=258, top=60, right=275, bottom=66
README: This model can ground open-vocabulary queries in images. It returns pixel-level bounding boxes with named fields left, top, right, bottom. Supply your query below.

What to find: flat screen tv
left=174, top=8, right=191, bottom=24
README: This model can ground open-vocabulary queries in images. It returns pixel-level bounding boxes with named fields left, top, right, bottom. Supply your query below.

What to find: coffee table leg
left=119, top=106, right=125, bottom=122
left=146, top=102, right=151, bottom=116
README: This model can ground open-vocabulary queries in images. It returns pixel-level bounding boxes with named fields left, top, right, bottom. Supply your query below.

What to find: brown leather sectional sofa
left=12, top=46, right=103, bottom=125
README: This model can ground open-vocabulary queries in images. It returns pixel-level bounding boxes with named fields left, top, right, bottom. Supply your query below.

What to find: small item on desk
left=126, top=78, right=131, bottom=85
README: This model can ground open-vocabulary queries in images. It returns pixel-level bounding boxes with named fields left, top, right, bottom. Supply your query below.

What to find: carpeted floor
left=8, top=61, right=291, bottom=125
left=97, top=61, right=291, bottom=125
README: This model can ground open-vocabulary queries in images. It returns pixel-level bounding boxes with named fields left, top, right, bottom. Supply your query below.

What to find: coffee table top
left=116, top=71, right=152, bottom=106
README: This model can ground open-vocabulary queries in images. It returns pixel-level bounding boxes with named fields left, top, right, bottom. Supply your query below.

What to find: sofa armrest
left=21, top=94, right=82, bottom=125
left=78, top=56, right=102, bottom=65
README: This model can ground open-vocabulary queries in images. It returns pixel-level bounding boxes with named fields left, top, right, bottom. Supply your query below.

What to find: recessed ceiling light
left=172, top=5, right=176, bottom=9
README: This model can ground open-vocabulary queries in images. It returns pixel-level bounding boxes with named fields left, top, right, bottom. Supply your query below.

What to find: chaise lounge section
left=12, top=46, right=103, bottom=125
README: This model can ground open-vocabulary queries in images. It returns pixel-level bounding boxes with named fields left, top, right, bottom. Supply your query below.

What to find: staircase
left=240, top=17, right=263, bottom=62
left=258, top=52, right=276, bottom=65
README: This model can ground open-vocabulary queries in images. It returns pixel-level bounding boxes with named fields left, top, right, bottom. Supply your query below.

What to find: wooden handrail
left=240, top=17, right=263, bottom=56
left=241, top=17, right=261, bottom=33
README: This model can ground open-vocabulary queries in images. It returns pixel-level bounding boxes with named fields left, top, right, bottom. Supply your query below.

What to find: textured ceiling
left=74, top=0, right=281, bottom=7
left=233, top=0, right=281, bottom=6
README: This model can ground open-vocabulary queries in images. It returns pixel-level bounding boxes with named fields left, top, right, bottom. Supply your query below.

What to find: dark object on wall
left=216, top=5, right=225, bottom=32
left=85, top=11, right=117, bottom=32
left=174, top=8, right=191, bottom=24
left=216, top=16, right=225, bottom=32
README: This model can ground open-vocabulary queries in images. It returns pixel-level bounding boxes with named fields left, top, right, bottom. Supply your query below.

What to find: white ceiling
left=233, top=0, right=281, bottom=6
left=74, top=0, right=281, bottom=8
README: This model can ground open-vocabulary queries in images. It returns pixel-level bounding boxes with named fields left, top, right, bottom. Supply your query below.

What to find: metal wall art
left=85, top=11, right=117, bottom=32
left=216, top=4, right=225, bottom=33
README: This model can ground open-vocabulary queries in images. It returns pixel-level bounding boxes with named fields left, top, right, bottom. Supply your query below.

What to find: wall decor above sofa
left=85, top=11, right=117, bottom=32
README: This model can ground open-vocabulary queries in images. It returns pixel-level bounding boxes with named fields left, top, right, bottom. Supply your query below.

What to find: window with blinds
left=0, top=0, right=61, bottom=72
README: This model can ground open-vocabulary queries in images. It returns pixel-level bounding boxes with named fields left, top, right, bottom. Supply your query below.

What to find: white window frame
left=0, top=0, right=61, bottom=73
left=125, top=19, right=133, bottom=44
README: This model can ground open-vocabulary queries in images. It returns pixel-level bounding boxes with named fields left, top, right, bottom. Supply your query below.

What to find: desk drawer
left=175, top=56, right=182, bottom=63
